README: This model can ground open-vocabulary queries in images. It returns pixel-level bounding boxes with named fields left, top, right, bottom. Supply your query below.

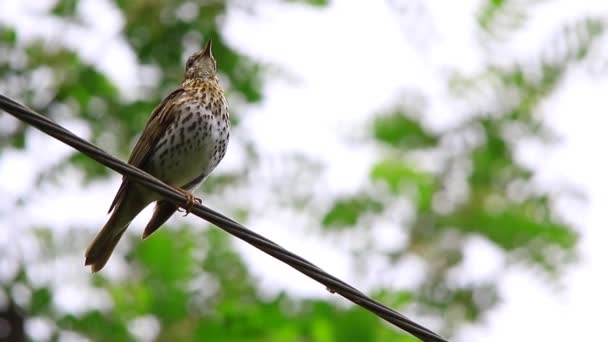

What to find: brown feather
left=86, top=189, right=148, bottom=272
left=108, top=88, right=185, bottom=213
left=142, top=200, right=178, bottom=239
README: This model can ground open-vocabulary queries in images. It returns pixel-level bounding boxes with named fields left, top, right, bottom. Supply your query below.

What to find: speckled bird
left=85, top=40, right=230, bottom=272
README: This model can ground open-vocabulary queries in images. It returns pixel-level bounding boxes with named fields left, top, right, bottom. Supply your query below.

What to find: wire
left=0, top=93, right=450, bottom=342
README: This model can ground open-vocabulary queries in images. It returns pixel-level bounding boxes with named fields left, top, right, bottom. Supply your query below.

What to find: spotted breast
left=146, top=83, right=230, bottom=192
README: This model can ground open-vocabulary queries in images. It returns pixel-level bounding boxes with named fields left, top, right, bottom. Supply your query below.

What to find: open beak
left=202, top=40, right=213, bottom=57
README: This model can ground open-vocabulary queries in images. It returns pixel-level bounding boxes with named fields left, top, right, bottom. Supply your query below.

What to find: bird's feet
left=173, top=187, right=202, bottom=216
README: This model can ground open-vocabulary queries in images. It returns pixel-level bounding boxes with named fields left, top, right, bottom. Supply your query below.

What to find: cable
left=0, top=93, right=449, bottom=342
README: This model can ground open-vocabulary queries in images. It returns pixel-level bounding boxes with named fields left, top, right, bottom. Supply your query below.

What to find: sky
left=1, top=0, right=608, bottom=341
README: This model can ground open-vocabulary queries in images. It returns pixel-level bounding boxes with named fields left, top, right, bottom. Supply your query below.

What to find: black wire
left=0, top=94, right=450, bottom=342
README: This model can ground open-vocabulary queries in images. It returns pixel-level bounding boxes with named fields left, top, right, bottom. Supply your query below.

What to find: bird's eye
left=186, top=56, right=195, bottom=69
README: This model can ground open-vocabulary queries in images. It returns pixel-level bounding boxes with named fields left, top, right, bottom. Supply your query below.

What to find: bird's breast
left=148, top=103, right=230, bottom=190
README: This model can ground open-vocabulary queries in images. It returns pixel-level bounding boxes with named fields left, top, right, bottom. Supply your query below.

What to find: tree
left=0, top=0, right=601, bottom=340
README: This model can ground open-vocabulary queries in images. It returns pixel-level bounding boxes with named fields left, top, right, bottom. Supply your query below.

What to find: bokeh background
left=1, top=0, right=607, bottom=341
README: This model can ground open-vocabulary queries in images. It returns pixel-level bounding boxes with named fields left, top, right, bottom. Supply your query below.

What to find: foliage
left=0, top=0, right=603, bottom=341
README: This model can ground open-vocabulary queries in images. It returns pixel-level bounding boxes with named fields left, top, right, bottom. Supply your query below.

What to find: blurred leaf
left=322, top=194, right=383, bottom=228
left=132, top=229, right=198, bottom=322
left=30, top=288, right=52, bottom=313
left=201, top=228, right=254, bottom=299
left=478, top=0, right=528, bottom=38
left=10, top=128, right=25, bottom=149
left=371, top=159, right=435, bottom=211
left=443, top=207, right=577, bottom=251
left=0, top=27, right=16, bottom=45
left=287, top=0, right=329, bottom=7
left=135, top=228, right=197, bottom=283
left=58, top=311, right=131, bottom=341
left=109, top=283, right=153, bottom=320
left=0, top=0, right=596, bottom=340
left=68, top=153, right=110, bottom=180
left=468, top=119, right=535, bottom=189
left=373, top=111, right=437, bottom=149
left=372, top=288, right=413, bottom=308
left=52, top=0, right=78, bottom=16
left=416, top=282, right=498, bottom=325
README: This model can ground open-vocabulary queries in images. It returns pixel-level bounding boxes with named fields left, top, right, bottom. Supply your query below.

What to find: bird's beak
left=202, top=40, right=213, bottom=57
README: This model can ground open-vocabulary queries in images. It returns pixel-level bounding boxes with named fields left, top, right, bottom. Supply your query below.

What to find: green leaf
left=132, top=229, right=199, bottom=323
left=68, top=152, right=110, bottom=180
left=372, top=288, right=413, bottom=309
left=10, top=128, right=26, bottom=149
left=0, top=28, right=16, bottom=45
left=78, top=66, right=118, bottom=99
left=446, top=209, right=577, bottom=250
left=370, top=159, right=435, bottom=211
left=287, top=0, right=329, bottom=6
left=109, top=283, right=153, bottom=319
left=58, top=312, right=131, bottom=341
left=469, top=119, right=517, bottom=187
left=0, top=0, right=591, bottom=338
left=52, top=0, right=79, bottom=17
left=134, top=229, right=196, bottom=284
left=373, top=111, right=437, bottom=149
left=30, top=287, right=52, bottom=313
left=322, top=194, right=383, bottom=228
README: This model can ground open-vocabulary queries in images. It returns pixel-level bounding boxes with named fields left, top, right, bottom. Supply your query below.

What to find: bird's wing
left=108, top=88, right=185, bottom=213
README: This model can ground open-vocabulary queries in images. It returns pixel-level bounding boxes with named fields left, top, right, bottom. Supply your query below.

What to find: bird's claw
left=174, top=188, right=201, bottom=216
left=183, top=193, right=201, bottom=216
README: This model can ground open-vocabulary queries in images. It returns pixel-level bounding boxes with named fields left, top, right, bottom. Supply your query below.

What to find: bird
left=85, top=40, right=230, bottom=272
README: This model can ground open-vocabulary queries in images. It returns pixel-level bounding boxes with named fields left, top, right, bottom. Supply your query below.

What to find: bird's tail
left=85, top=193, right=147, bottom=272
left=142, top=200, right=178, bottom=239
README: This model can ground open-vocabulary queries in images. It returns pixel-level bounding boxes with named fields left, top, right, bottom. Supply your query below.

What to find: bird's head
left=184, top=40, right=217, bottom=81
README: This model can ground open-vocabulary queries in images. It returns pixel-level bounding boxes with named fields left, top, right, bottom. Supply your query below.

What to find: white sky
left=1, top=0, right=608, bottom=341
